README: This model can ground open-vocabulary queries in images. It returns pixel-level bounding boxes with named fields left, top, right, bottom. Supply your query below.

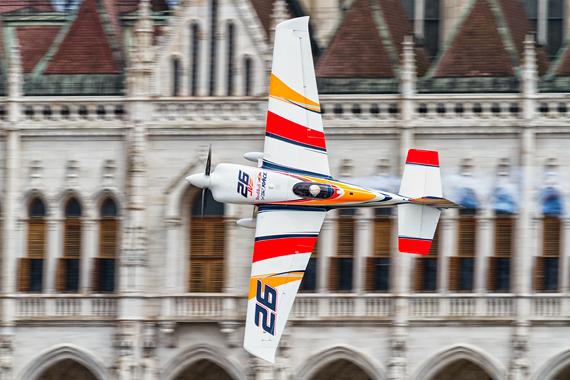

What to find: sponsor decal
left=238, top=170, right=254, bottom=198
left=255, top=171, right=268, bottom=201
left=254, top=279, right=277, bottom=335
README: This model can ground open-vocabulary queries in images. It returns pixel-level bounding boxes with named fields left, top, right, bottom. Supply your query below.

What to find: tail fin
left=397, top=149, right=453, bottom=255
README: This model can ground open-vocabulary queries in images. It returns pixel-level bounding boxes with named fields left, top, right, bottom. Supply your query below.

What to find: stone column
left=388, top=330, right=408, bottom=380
left=354, top=208, right=373, bottom=294
left=439, top=209, right=455, bottom=292
left=81, top=219, right=96, bottom=293
left=164, top=217, right=183, bottom=294
left=475, top=210, right=493, bottom=294
left=509, top=324, right=530, bottom=380
left=318, top=218, right=335, bottom=293
left=45, top=218, right=61, bottom=294
left=0, top=335, right=13, bottom=380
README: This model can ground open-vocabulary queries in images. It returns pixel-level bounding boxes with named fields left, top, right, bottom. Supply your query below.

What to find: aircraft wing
left=243, top=206, right=326, bottom=362
left=262, top=17, right=330, bottom=177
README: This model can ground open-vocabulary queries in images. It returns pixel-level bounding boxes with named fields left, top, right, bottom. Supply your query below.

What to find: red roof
left=17, top=26, right=61, bottom=73
left=434, top=0, right=514, bottom=76
left=375, top=0, right=430, bottom=76
left=0, top=1, right=54, bottom=14
left=45, top=0, right=120, bottom=74
left=315, top=0, right=394, bottom=77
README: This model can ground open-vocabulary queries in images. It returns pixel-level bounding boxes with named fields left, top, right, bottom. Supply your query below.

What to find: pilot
left=309, top=184, right=321, bottom=197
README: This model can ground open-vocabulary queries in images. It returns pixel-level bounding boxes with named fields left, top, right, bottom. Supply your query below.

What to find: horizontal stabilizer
left=410, top=196, right=464, bottom=209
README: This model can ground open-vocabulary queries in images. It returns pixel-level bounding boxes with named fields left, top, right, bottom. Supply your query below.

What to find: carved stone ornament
left=159, top=322, right=177, bottom=348
left=219, top=321, right=239, bottom=348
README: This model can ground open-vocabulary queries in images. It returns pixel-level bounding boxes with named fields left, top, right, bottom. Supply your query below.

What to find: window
left=244, top=56, right=253, bottom=96
left=93, top=198, right=118, bottom=293
left=172, top=56, right=180, bottom=96
left=366, top=208, right=392, bottom=292
left=227, top=21, right=235, bottom=96
left=401, top=0, right=440, bottom=58
left=189, top=189, right=225, bottom=292
left=424, top=0, right=440, bottom=59
left=548, top=0, right=564, bottom=58
left=520, top=0, right=564, bottom=58
left=57, top=198, right=82, bottom=293
left=19, top=198, right=46, bottom=292
left=300, top=238, right=318, bottom=292
left=449, top=208, right=476, bottom=292
left=535, top=210, right=561, bottom=291
left=190, top=23, right=200, bottom=96
left=414, top=227, right=439, bottom=292
left=209, top=0, right=218, bottom=96
left=488, top=211, right=512, bottom=292
left=329, top=209, right=355, bottom=292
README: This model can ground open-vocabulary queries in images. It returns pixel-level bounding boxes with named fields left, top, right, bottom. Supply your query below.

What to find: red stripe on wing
left=266, top=111, right=326, bottom=150
left=399, top=237, right=432, bottom=255
left=406, top=149, right=439, bottom=167
left=253, top=236, right=318, bottom=263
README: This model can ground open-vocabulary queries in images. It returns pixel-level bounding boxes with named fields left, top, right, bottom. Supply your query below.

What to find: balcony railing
left=14, top=295, right=118, bottom=320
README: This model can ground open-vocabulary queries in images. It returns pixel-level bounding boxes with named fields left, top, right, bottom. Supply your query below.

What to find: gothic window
left=329, top=209, right=355, bottom=292
left=189, top=190, right=225, bottom=293
left=366, top=208, right=392, bottom=292
left=300, top=237, right=318, bottom=292
left=209, top=0, right=218, bottom=96
left=93, top=198, right=118, bottom=293
left=58, top=198, right=82, bottom=293
left=19, top=198, right=46, bottom=292
left=190, top=22, right=200, bottom=96
left=535, top=192, right=563, bottom=292
left=172, top=56, right=181, bottom=97
left=244, top=56, right=253, bottom=96
left=226, top=21, right=235, bottom=96
left=488, top=211, right=512, bottom=292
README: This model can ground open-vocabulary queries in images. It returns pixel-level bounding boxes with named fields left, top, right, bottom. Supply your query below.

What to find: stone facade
left=1, top=0, right=570, bottom=379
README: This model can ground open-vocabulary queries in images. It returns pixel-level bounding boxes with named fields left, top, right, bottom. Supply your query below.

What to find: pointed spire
left=522, top=34, right=537, bottom=96
left=128, top=0, right=154, bottom=96
left=401, top=36, right=416, bottom=97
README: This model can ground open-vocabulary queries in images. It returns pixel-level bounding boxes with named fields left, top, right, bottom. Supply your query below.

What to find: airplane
left=186, top=16, right=462, bottom=363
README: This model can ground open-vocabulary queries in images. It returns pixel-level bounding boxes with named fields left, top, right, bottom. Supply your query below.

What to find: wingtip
left=276, top=16, right=309, bottom=32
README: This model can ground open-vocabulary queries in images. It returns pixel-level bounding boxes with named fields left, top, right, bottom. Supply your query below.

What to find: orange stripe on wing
left=248, top=272, right=305, bottom=300
left=269, top=74, right=320, bottom=113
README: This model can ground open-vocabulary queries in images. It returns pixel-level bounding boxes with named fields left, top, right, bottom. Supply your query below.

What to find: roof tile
left=434, top=0, right=514, bottom=76
left=315, top=0, right=394, bottom=78
left=45, top=0, right=120, bottom=74
left=17, top=26, right=61, bottom=73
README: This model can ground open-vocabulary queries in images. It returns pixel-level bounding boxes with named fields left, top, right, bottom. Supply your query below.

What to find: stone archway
left=36, top=359, right=98, bottom=380
left=309, top=358, right=372, bottom=380
left=429, top=359, right=493, bottom=380
left=174, top=359, right=234, bottom=380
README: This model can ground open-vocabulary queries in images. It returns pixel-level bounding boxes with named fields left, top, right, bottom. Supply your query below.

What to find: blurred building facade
left=1, top=0, right=570, bottom=379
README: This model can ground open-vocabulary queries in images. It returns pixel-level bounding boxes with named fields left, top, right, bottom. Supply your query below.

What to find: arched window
left=209, top=0, right=218, bottom=96
left=172, top=56, right=181, bottom=96
left=58, top=198, right=82, bottom=292
left=488, top=210, right=512, bottom=292
left=366, top=208, right=392, bottom=292
left=19, top=198, right=46, bottom=292
left=190, top=22, right=200, bottom=96
left=330, top=208, right=355, bottom=292
left=93, top=198, right=118, bottom=293
left=244, top=56, right=253, bottom=96
left=226, top=21, right=235, bottom=96
left=535, top=189, right=563, bottom=292
left=189, top=190, right=225, bottom=292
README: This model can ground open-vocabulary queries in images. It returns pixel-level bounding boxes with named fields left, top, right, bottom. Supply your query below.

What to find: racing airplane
left=186, top=17, right=461, bottom=363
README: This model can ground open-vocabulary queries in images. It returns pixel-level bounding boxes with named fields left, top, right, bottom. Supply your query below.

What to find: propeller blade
left=205, top=144, right=212, bottom=176
left=201, top=188, right=207, bottom=221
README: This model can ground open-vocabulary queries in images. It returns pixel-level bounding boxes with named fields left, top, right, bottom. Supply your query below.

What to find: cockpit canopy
left=293, top=182, right=336, bottom=199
